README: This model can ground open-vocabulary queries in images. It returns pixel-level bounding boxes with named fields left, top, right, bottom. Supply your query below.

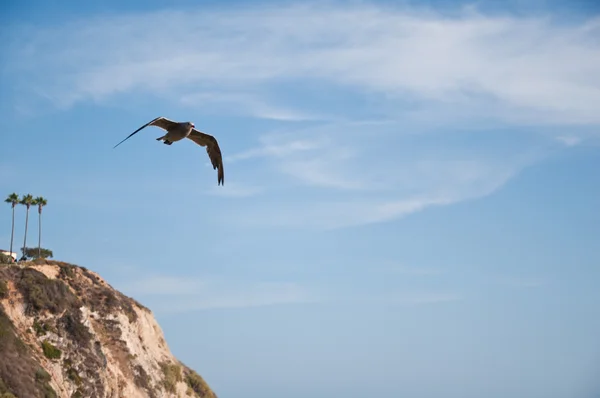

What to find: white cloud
left=555, top=135, right=582, bottom=147
left=228, top=195, right=449, bottom=229
left=5, top=3, right=600, bottom=125
left=179, top=91, right=321, bottom=121
left=118, top=274, right=459, bottom=313
left=119, top=275, right=315, bottom=312
left=219, top=124, right=536, bottom=228
left=278, top=152, right=367, bottom=190
left=5, top=2, right=597, bottom=229
left=227, top=130, right=373, bottom=190
left=122, top=276, right=208, bottom=296
left=225, top=138, right=323, bottom=163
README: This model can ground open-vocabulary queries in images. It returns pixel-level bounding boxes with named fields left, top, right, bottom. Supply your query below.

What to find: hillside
left=0, top=259, right=217, bottom=398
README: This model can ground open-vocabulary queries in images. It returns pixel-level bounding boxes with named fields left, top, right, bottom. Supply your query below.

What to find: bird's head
left=187, top=122, right=195, bottom=129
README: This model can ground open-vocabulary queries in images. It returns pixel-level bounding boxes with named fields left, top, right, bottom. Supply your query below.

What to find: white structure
left=0, top=249, right=17, bottom=261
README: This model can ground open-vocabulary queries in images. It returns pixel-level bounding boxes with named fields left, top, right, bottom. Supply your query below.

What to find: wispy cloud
left=225, top=138, right=323, bottom=163
left=5, top=2, right=598, bottom=228
left=278, top=152, right=367, bottom=190
left=220, top=134, right=536, bottom=228
left=179, top=91, right=322, bottom=121
left=123, top=276, right=208, bottom=296
left=119, top=275, right=315, bottom=312
left=227, top=195, right=449, bottom=229
left=5, top=3, right=600, bottom=126
left=227, top=130, right=373, bottom=190
left=555, top=135, right=583, bottom=147
left=118, top=273, right=459, bottom=313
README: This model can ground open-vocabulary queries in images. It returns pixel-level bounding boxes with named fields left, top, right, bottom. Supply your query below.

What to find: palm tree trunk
left=38, top=211, right=42, bottom=258
left=9, top=205, right=15, bottom=258
left=22, top=207, right=29, bottom=260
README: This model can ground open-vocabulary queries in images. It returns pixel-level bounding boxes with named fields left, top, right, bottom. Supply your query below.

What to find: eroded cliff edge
left=0, top=259, right=217, bottom=398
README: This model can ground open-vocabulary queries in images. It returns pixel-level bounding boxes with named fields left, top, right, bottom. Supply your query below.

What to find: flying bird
left=113, top=116, right=224, bottom=185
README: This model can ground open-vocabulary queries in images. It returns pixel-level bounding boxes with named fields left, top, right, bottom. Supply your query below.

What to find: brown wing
left=113, top=116, right=179, bottom=148
left=187, top=129, right=224, bottom=186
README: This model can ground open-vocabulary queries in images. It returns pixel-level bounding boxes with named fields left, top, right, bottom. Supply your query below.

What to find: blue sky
left=1, top=0, right=599, bottom=397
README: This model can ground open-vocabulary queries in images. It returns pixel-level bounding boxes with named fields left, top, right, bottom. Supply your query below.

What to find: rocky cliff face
left=0, top=259, right=217, bottom=398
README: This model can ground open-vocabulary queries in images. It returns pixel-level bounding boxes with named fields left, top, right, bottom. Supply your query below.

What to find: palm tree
left=32, top=196, right=48, bottom=258
left=4, top=192, right=19, bottom=260
left=19, top=194, right=34, bottom=261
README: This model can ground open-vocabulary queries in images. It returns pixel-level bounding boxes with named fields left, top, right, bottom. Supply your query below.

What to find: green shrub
left=41, top=340, right=61, bottom=360
left=17, top=269, right=79, bottom=315
left=0, top=280, right=7, bottom=299
left=58, top=265, right=75, bottom=279
left=71, top=390, right=83, bottom=398
left=60, top=312, right=92, bottom=348
left=0, top=307, right=58, bottom=398
left=35, top=367, right=51, bottom=383
left=122, top=300, right=138, bottom=323
left=185, top=370, right=212, bottom=397
left=42, top=383, right=57, bottom=398
left=0, top=253, right=13, bottom=265
left=66, top=367, right=82, bottom=386
left=33, top=320, right=43, bottom=335
left=160, top=362, right=182, bottom=393
left=133, top=365, right=156, bottom=398
left=21, top=247, right=53, bottom=260
left=32, top=320, right=53, bottom=336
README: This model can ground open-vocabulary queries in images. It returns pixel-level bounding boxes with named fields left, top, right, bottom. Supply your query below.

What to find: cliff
left=0, top=259, right=217, bottom=398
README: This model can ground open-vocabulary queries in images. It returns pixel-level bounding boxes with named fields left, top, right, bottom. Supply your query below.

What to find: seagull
left=113, top=116, right=224, bottom=185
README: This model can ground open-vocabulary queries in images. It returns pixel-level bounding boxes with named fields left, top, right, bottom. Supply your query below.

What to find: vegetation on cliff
left=4, top=193, right=50, bottom=262
left=0, top=260, right=216, bottom=398
left=0, top=306, right=58, bottom=398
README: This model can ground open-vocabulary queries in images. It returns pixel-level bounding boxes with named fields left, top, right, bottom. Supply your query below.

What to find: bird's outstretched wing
left=187, top=129, right=224, bottom=185
left=113, top=116, right=179, bottom=148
